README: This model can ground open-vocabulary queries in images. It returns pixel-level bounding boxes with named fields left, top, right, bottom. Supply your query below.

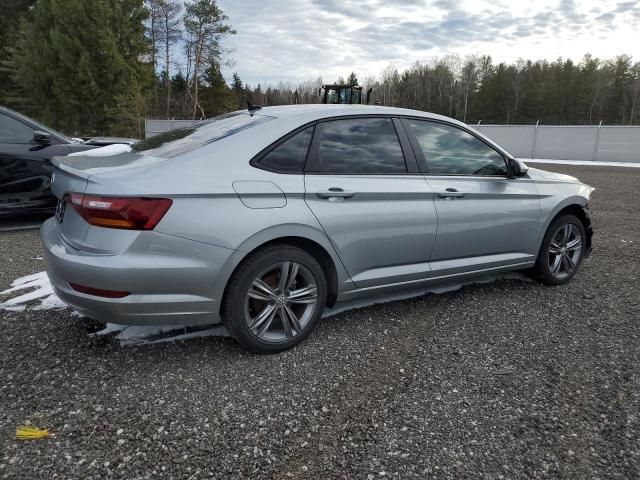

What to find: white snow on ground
left=1, top=270, right=530, bottom=345
left=68, top=143, right=132, bottom=157
left=0, top=272, right=65, bottom=312
left=522, top=158, right=640, bottom=168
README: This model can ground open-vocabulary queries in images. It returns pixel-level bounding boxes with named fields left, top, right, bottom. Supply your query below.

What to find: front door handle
left=317, top=188, right=355, bottom=199
left=437, top=188, right=465, bottom=198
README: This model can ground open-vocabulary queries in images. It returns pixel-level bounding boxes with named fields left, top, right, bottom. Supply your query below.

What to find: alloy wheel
left=548, top=223, right=583, bottom=279
left=244, top=261, right=319, bottom=343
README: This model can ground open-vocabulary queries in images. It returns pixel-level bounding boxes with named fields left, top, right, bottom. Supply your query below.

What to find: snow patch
left=68, top=144, right=132, bottom=157
left=0, top=271, right=66, bottom=310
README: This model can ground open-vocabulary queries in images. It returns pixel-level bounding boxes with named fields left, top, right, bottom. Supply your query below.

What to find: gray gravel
left=1, top=164, right=639, bottom=479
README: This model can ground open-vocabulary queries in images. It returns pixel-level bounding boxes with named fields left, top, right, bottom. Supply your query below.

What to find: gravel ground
left=0, top=164, right=639, bottom=479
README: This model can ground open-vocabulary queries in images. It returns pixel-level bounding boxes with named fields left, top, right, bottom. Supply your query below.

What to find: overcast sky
left=215, top=0, right=640, bottom=86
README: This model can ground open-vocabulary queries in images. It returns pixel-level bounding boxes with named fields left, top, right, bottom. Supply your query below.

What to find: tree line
left=245, top=55, right=640, bottom=127
left=1, top=0, right=638, bottom=138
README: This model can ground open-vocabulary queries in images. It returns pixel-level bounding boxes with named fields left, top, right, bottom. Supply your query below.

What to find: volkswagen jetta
left=41, top=105, right=593, bottom=352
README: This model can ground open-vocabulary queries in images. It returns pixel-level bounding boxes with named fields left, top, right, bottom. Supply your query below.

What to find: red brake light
left=64, top=194, right=172, bottom=230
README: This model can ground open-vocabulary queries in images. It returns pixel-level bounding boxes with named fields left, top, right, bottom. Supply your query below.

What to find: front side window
left=256, top=126, right=313, bottom=173
left=0, top=113, right=34, bottom=144
left=317, top=118, right=407, bottom=174
left=407, top=120, right=507, bottom=175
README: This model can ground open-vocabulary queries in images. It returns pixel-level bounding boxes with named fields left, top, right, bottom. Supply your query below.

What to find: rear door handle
left=317, top=188, right=355, bottom=199
left=437, top=188, right=465, bottom=198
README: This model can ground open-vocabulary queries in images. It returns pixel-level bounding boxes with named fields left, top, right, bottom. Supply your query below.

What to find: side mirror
left=507, top=158, right=529, bottom=178
left=33, top=130, right=52, bottom=145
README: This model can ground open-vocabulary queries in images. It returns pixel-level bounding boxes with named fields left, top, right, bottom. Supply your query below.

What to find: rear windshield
left=132, top=112, right=273, bottom=158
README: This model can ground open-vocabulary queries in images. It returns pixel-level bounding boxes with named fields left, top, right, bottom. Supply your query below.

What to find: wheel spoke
left=549, top=241, right=562, bottom=254
left=250, top=304, right=277, bottom=334
left=252, top=278, right=276, bottom=298
left=277, top=262, right=292, bottom=292
left=279, top=308, right=293, bottom=338
left=562, top=224, right=573, bottom=244
left=550, top=254, right=562, bottom=274
left=563, top=252, right=576, bottom=270
left=287, top=285, right=318, bottom=304
left=247, top=288, right=273, bottom=302
left=286, top=263, right=299, bottom=291
left=566, top=237, right=582, bottom=251
left=560, top=253, right=572, bottom=273
left=283, top=304, right=303, bottom=333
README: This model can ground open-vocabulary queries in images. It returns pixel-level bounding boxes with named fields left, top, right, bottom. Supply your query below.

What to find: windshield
left=132, top=111, right=273, bottom=158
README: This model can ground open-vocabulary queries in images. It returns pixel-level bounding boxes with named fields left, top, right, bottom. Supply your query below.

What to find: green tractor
left=320, top=84, right=373, bottom=105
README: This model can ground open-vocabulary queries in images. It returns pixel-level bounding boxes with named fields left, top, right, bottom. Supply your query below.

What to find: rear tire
left=532, top=214, right=586, bottom=285
left=223, top=244, right=327, bottom=353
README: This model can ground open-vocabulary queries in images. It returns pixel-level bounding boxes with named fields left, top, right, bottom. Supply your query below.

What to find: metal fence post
left=593, top=120, right=602, bottom=161
left=531, top=120, right=539, bottom=159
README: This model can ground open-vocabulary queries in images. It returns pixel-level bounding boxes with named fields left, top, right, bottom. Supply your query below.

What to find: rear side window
left=407, top=120, right=507, bottom=175
left=132, top=112, right=273, bottom=158
left=0, top=113, right=34, bottom=144
left=316, top=118, right=407, bottom=174
left=256, top=126, right=313, bottom=173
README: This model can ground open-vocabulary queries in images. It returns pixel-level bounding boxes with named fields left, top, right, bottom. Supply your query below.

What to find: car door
left=304, top=116, right=438, bottom=288
left=401, top=118, right=542, bottom=277
left=0, top=112, right=65, bottom=215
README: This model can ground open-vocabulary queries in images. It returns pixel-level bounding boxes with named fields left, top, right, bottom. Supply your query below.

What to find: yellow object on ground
left=16, top=425, right=49, bottom=440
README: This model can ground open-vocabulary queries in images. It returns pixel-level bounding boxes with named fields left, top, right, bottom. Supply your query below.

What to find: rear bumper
left=40, top=217, right=236, bottom=326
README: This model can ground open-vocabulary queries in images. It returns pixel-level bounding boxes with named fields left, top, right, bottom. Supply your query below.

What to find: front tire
left=532, top=214, right=586, bottom=285
left=223, top=244, right=327, bottom=353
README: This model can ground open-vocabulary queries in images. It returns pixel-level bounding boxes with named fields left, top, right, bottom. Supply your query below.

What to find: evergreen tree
left=231, top=72, right=245, bottom=108
left=5, top=0, right=152, bottom=137
left=199, top=60, right=233, bottom=116
left=0, top=0, right=36, bottom=105
left=347, top=72, right=358, bottom=86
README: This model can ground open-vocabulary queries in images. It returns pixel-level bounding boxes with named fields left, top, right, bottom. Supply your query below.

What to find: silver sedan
left=42, top=105, right=594, bottom=352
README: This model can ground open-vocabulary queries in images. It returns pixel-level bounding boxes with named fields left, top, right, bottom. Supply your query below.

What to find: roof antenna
left=247, top=101, right=262, bottom=116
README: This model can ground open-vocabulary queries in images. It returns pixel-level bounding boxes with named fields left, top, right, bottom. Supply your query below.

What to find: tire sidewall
left=224, top=246, right=327, bottom=353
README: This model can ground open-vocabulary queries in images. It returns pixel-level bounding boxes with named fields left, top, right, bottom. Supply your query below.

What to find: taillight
left=64, top=193, right=172, bottom=230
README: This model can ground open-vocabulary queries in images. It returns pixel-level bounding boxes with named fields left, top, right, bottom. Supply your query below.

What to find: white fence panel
left=534, top=126, right=598, bottom=161
left=596, top=127, right=640, bottom=163
left=473, top=125, right=535, bottom=158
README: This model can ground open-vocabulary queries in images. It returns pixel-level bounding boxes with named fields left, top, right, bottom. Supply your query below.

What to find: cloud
left=216, top=0, right=640, bottom=85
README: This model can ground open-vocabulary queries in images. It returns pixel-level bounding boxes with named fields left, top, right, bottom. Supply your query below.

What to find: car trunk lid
left=50, top=151, right=168, bottom=249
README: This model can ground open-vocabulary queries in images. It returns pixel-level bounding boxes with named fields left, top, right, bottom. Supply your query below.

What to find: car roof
left=253, top=104, right=469, bottom=128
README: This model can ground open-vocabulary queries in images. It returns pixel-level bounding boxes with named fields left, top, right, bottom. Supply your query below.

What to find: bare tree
left=156, top=0, right=182, bottom=118
left=145, top=0, right=161, bottom=112
left=460, top=56, right=479, bottom=123
left=183, top=0, right=235, bottom=119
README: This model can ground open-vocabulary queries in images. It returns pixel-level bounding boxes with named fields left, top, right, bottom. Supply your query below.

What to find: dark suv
left=0, top=106, right=136, bottom=217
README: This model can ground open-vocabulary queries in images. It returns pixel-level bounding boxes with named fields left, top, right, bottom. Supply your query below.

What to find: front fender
left=537, top=190, right=594, bottom=258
